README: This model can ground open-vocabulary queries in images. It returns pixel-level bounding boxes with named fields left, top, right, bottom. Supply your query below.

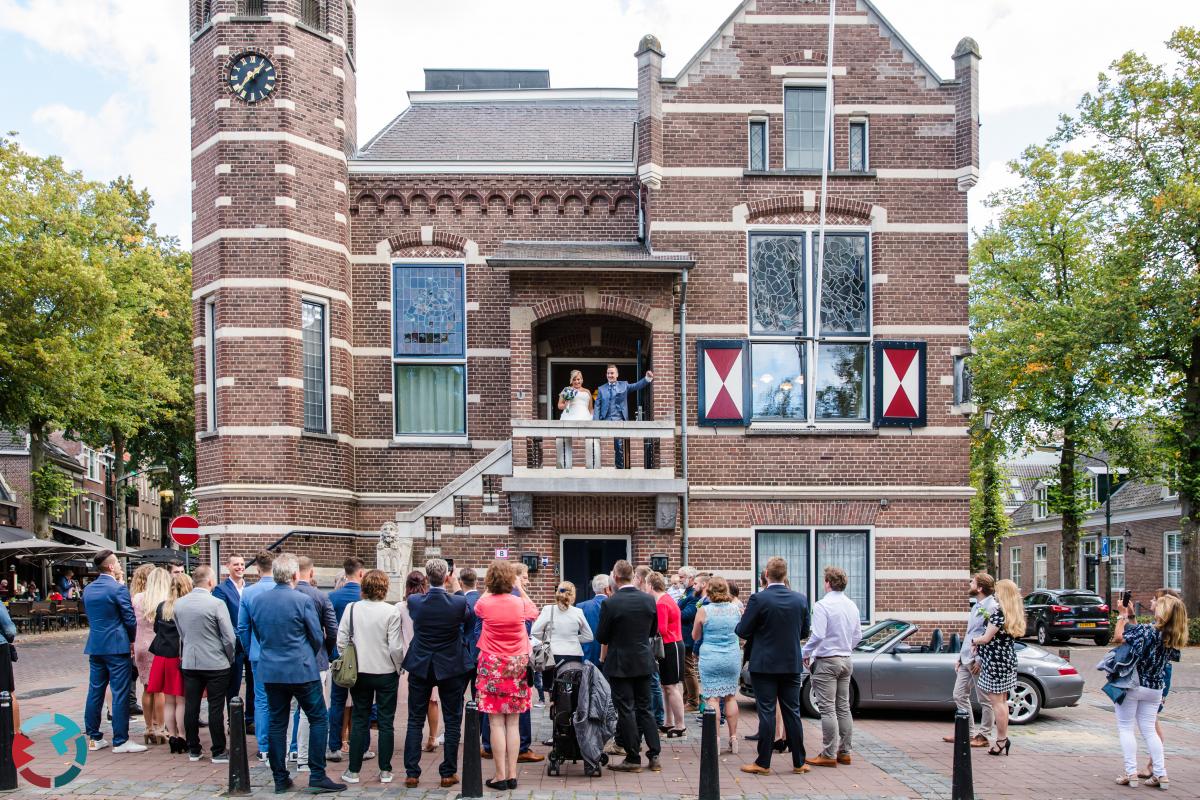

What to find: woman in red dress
left=147, top=572, right=192, bottom=753
left=473, top=560, right=538, bottom=790
left=650, top=572, right=687, bottom=737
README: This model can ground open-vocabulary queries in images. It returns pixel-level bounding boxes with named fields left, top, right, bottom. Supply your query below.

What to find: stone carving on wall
left=377, top=521, right=413, bottom=577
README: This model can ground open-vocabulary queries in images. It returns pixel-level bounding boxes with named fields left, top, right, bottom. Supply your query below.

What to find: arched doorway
left=534, top=314, right=655, bottom=421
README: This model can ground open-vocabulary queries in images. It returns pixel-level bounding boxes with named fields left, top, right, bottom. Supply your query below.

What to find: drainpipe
left=679, top=269, right=690, bottom=566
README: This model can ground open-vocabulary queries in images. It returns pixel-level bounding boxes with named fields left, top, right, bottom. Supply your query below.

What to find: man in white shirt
left=944, top=573, right=997, bottom=747
left=802, top=566, right=863, bottom=768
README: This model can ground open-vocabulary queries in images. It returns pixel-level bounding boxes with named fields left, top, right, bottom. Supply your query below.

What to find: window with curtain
left=1109, top=537, right=1125, bottom=591
left=1034, top=544, right=1048, bottom=589
left=749, top=232, right=870, bottom=423
left=784, top=87, right=827, bottom=170
left=301, top=300, right=328, bottom=433
left=1165, top=532, right=1181, bottom=591
left=393, top=264, right=467, bottom=436
left=1009, top=547, right=1022, bottom=588
left=748, top=119, right=767, bottom=171
left=755, top=530, right=809, bottom=595
left=817, top=530, right=869, bottom=619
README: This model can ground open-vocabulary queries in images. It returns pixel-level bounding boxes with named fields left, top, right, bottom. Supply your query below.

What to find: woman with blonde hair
left=148, top=572, right=193, bottom=753
left=531, top=580, right=593, bottom=693
left=970, top=578, right=1024, bottom=757
left=134, top=566, right=171, bottom=744
left=1112, top=590, right=1187, bottom=789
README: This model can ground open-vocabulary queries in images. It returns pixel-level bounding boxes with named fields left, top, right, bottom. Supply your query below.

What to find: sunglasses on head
left=556, top=587, right=568, bottom=593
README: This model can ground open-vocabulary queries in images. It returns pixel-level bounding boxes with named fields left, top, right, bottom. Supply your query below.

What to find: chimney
left=953, top=37, right=981, bottom=192
left=636, top=34, right=664, bottom=190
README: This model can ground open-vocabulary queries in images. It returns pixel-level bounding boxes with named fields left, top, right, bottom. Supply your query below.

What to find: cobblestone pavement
left=7, top=630, right=1199, bottom=799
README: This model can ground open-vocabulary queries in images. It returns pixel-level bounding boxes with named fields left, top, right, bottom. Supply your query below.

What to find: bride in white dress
left=556, top=369, right=597, bottom=468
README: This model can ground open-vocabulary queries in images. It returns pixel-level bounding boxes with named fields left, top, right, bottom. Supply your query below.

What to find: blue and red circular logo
left=12, top=713, right=87, bottom=788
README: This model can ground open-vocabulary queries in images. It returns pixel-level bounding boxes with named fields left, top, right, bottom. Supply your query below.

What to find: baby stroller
left=546, top=662, right=609, bottom=777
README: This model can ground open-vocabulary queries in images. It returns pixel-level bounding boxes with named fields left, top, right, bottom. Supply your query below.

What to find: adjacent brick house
left=189, top=0, right=978, bottom=628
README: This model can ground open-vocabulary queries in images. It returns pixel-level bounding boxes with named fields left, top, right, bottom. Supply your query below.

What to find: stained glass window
left=749, top=120, right=767, bottom=171
left=785, top=87, right=827, bottom=170
left=817, top=234, right=869, bottom=335
left=393, top=265, right=465, bottom=357
left=750, top=235, right=805, bottom=336
left=849, top=121, right=867, bottom=171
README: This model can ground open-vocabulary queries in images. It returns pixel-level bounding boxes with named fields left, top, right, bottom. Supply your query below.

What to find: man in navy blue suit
left=325, top=557, right=364, bottom=761
left=458, top=568, right=481, bottom=697
left=212, top=553, right=252, bottom=725
left=245, top=553, right=344, bottom=794
left=592, top=364, right=653, bottom=468
left=400, top=558, right=473, bottom=788
left=577, top=574, right=611, bottom=666
left=734, top=557, right=811, bottom=776
left=81, top=550, right=145, bottom=753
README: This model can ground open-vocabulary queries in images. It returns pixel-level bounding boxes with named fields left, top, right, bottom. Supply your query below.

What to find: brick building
left=1003, top=452, right=1183, bottom=610
left=189, top=0, right=978, bottom=628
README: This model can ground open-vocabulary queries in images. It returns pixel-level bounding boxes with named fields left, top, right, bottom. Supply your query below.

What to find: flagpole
left=810, top=0, right=837, bottom=420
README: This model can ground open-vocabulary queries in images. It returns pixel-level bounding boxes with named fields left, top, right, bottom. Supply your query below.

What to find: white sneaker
left=89, top=739, right=110, bottom=752
left=341, top=771, right=360, bottom=784
left=379, top=771, right=393, bottom=784
left=287, top=751, right=298, bottom=763
left=113, top=741, right=147, bottom=754
left=257, top=752, right=269, bottom=762
left=297, top=764, right=310, bottom=773
left=363, top=750, right=375, bottom=759
left=189, top=753, right=202, bottom=762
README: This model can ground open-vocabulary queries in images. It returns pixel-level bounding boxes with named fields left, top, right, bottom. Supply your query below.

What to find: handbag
left=331, top=603, right=359, bottom=688
left=531, top=608, right=556, bottom=671
left=650, top=633, right=665, bottom=660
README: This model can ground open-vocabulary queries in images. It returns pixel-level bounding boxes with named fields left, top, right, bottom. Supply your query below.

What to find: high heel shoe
left=729, top=736, right=739, bottom=755
left=666, top=728, right=687, bottom=738
left=987, top=737, right=1010, bottom=756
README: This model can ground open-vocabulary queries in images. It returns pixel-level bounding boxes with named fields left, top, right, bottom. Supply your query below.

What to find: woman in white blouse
left=530, top=581, right=594, bottom=693
left=336, top=570, right=405, bottom=786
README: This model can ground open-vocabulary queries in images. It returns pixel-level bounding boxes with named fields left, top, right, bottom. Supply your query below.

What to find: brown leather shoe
left=404, top=777, right=419, bottom=788
left=837, top=753, right=852, bottom=765
left=440, top=775, right=459, bottom=788
left=740, top=763, right=771, bottom=776
left=517, top=750, right=544, bottom=763
left=970, top=735, right=989, bottom=748
left=481, top=748, right=493, bottom=759
left=942, top=735, right=957, bottom=743
left=793, top=765, right=812, bottom=774
left=805, top=756, right=838, bottom=768
left=609, top=761, right=643, bottom=773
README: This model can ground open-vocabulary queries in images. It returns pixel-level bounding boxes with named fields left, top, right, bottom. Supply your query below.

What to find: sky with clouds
left=0, top=0, right=1190, bottom=246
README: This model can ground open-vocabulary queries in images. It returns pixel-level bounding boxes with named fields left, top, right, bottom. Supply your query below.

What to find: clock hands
left=235, top=61, right=268, bottom=93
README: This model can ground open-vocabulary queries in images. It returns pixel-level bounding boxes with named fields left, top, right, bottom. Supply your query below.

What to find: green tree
left=0, top=136, right=124, bottom=537
left=970, top=144, right=1140, bottom=591
left=969, top=413, right=1008, bottom=576
left=1065, top=27, right=1200, bottom=612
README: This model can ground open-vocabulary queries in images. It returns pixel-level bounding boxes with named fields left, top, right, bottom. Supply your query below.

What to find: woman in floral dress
left=971, top=579, right=1025, bottom=756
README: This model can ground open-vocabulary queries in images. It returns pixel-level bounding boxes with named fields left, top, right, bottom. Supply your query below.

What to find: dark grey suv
left=1022, top=589, right=1111, bottom=646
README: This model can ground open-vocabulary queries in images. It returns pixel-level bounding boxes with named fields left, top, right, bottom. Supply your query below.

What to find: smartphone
left=1122, top=590, right=1132, bottom=606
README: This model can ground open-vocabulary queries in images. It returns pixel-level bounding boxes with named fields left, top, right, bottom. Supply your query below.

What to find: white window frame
left=390, top=259, right=469, bottom=443
left=748, top=116, right=769, bottom=171
left=1009, top=546, right=1022, bottom=588
left=205, top=298, right=218, bottom=432
left=746, top=226, right=873, bottom=428
left=1033, top=484, right=1048, bottom=520
left=751, top=525, right=875, bottom=622
left=1109, top=536, right=1126, bottom=592
left=1165, top=530, right=1182, bottom=592
left=848, top=117, right=869, bottom=171
left=1034, top=543, right=1048, bottom=589
left=782, top=80, right=833, bottom=171
left=82, top=446, right=100, bottom=482
left=301, top=295, right=332, bottom=435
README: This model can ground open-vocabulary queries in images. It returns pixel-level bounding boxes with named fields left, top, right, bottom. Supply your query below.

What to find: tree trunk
left=112, top=429, right=127, bottom=552
left=981, top=432, right=1001, bottom=577
left=1059, top=433, right=1079, bottom=591
left=1181, top=332, right=1200, bottom=616
left=29, top=420, right=50, bottom=539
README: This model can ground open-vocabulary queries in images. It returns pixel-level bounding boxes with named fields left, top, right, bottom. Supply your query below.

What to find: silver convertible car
left=739, top=619, right=1085, bottom=724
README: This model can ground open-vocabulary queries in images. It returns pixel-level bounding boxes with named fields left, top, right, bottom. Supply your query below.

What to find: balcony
left=504, top=420, right=684, bottom=496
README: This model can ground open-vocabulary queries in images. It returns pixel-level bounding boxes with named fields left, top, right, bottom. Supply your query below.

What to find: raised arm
left=692, top=606, right=707, bottom=645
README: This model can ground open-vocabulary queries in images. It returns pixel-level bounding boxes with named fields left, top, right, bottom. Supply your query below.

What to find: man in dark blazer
left=458, top=568, right=481, bottom=698
left=734, top=556, right=812, bottom=775
left=212, top=554, right=252, bottom=726
left=592, top=364, right=653, bottom=468
left=324, top=556, right=364, bottom=761
left=294, top=556, right=338, bottom=772
left=400, top=558, right=474, bottom=788
left=82, top=550, right=145, bottom=753
left=595, top=559, right=661, bottom=773
left=245, top=553, right=344, bottom=794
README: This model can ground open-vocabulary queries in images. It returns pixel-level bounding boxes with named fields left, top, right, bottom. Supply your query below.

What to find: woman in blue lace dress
left=693, top=576, right=743, bottom=753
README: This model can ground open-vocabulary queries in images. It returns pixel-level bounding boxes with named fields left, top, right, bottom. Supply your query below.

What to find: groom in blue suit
left=593, top=364, right=654, bottom=468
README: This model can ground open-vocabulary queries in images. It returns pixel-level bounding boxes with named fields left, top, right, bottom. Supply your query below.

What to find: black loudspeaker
left=521, top=553, right=540, bottom=574
left=650, top=554, right=669, bottom=573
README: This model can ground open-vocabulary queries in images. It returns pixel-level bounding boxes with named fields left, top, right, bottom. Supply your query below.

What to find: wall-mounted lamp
left=1123, top=526, right=1147, bottom=555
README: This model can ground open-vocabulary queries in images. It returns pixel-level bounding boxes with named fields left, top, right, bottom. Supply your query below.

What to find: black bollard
left=458, top=701, right=483, bottom=800
left=698, top=708, right=719, bottom=800
left=0, top=688, right=16, bottom=791
left=951, top=708, right=974, bottom=800
left=224, top=697, right=252, bottom=796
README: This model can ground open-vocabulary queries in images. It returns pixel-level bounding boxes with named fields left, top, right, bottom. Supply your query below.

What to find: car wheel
left=800, top=679, right=818, bottom=718
left=1094, top=634, right=1112, bottom=646
left=1036, top=622, right=1050, bottom=646
left=1008, top=677, right=1042, bottom=724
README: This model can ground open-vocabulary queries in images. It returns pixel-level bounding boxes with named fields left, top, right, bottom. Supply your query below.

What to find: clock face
left=227, top=53, right=277, bottom=103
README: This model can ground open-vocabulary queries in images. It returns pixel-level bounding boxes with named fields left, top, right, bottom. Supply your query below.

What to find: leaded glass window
left=750, top=235, right=805, bottom=336
left=784, top=87, right=826, bottom=170
left=749, top=119, right=767, bottom=171
left=849, top=121, right=867, bottom=171
left=393, top=265, right=465, bottom=357
left=817, top=234, right=869, bottom=335
left=302, top=300, right=328, bottom=433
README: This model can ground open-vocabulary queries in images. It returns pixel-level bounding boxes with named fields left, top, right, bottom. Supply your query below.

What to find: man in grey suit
left=174, top=565, right=236, bottom=763
left=592, top=364, right=654, bottom=468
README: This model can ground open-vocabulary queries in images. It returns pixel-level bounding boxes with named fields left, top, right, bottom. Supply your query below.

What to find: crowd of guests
left=69, top=546, right=1190, bottom=793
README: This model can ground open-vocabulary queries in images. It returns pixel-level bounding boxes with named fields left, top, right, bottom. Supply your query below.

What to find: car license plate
left=1079, top=622, right=1095, bottom=628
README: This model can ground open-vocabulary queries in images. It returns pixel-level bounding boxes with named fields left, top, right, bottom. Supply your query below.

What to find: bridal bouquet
left=560, top=387, right=578, bottom=402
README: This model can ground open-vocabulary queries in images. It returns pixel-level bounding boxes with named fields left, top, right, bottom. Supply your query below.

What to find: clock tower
left=189, top=0, right=358, bottom=551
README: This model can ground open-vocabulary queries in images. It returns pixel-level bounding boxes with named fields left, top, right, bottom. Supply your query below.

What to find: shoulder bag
left=531, top=607, right=556, bottom=671
left=331, top=602, right=359, bottom=688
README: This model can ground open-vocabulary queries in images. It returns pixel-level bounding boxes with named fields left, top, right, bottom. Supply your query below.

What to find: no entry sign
left=169, top=515, right=201, bottom=548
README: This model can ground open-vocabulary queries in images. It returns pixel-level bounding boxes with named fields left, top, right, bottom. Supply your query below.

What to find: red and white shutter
left=874, top=341, right=927, bottom=427
left=698, top=340, right=749, bottom=426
